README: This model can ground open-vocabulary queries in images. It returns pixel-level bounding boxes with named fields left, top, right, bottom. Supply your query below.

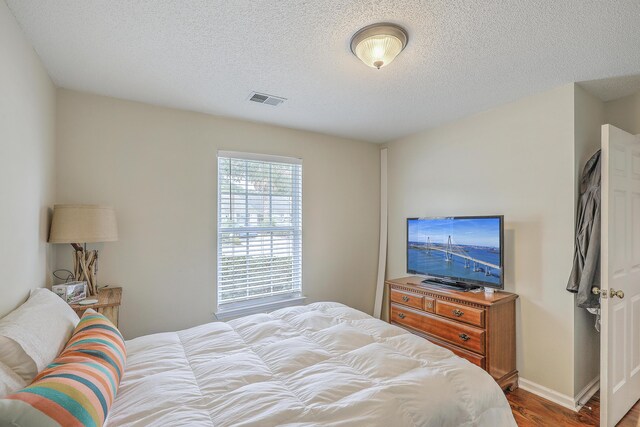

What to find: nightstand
left=70, top=286, right=122, bottom=328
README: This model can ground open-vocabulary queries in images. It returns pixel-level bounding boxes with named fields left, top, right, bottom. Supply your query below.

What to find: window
left=217, top=151, right=302, bottom=314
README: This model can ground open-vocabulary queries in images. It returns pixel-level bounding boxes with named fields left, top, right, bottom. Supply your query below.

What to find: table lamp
left=48, top=204, right=118, bottom=296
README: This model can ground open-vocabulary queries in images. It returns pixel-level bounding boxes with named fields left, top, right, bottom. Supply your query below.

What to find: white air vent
left=248, top=92, right=286, bottom=106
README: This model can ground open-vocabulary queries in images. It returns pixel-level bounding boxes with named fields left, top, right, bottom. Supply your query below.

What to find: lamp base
left=73, top=247, right=98, bottom=295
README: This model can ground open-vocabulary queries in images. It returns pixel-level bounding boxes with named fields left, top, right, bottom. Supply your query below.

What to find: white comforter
left=106, top=302, right=516, bottom=426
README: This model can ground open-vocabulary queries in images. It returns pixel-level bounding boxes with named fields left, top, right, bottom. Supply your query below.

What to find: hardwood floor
left=506, top=388, right=640, bottom=426
left=617, top=399, right=640, bottom=427
left=507, top=388, right=598, bottom=426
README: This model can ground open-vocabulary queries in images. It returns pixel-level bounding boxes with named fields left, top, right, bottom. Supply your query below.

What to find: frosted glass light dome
left=350, top=23, right=408, bottom=69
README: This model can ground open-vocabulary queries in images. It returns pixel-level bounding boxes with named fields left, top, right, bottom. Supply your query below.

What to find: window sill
left=215, top=295, right=306, bottom=321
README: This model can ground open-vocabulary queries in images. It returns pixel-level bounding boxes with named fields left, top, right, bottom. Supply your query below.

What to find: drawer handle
left=398, top=313, right=406, bottom=319
left=402, top=296, right=410, bottom=302
left=452, top=309, right=464, bottom=317
left=459, top=333, right=470, bottom=341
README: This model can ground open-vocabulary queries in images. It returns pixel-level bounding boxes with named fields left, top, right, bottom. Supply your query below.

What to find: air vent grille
left=249, top=93, right=268, bottom=103
left=248, top=92, right=286, bottom=106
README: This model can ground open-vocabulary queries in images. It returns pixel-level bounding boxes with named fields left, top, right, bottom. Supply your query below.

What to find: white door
left=600, top=124, right=640, bottom=427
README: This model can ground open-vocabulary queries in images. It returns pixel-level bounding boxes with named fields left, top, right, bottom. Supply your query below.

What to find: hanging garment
left=567, top=150, right=601, bottom=310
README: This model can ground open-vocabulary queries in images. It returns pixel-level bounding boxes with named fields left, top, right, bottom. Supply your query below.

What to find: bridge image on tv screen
left=407, top=217, right=502, bottom=285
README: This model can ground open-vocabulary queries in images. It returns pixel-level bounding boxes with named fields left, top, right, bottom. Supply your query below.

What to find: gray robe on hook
left=567, top=150, right=601, bottom=309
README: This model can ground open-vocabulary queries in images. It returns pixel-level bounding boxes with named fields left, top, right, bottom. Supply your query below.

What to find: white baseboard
left=574, top=376, right=600, bottom=411
left=518, top=378, right=577, bottom=411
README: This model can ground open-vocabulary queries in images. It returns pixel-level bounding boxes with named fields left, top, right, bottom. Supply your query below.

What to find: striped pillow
left=0, top=309, right=126, bottom=427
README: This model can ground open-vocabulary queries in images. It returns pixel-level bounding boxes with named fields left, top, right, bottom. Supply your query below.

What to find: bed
left=105, top=302, right=516, bottom=426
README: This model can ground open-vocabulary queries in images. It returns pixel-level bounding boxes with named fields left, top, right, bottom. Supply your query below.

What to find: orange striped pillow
left=0, top=309, right=126, bottom=426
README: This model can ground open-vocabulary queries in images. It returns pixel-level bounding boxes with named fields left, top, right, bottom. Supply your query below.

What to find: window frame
left=215, top=150, right=304, bottom=319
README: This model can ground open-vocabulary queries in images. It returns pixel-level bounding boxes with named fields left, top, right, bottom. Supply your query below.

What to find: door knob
left=610, top=289, right=625, bottom=299
left=592, top=287, right=608, bottom=298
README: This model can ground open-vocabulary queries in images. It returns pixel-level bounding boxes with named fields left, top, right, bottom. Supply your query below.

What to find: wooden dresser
left=387, top=276, right=518, bottom=391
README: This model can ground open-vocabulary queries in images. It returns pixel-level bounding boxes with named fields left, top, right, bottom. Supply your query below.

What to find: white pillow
left=0, top=337, right=36, bottom=384
left=0, top=288, right=79, bottom=383
left=0, top=360, right=25, bottom=397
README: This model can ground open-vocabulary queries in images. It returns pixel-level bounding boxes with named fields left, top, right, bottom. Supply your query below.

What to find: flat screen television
left=407, top=216, right=504, bottom=290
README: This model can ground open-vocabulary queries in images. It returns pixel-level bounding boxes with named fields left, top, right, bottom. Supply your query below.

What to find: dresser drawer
left=390, top=289, right=424, bottom=310
left=427, top=335, right=486, bottom=369
left=436, top=300, right=485, bottom=327
left=391, top=304, right=485, bottom=354
left=390, top=303, right=426, bottom=331
left=423, top=297, right=435, bottom=313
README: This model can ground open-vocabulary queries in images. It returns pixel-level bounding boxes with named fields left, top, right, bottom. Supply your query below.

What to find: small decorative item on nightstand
left=52, top=281, right=87, bottom=304
left=70, top=287, right=122, bottom=328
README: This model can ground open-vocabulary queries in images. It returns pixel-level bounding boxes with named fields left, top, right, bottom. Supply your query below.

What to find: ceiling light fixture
left=350, top=23, right=408, bottom=69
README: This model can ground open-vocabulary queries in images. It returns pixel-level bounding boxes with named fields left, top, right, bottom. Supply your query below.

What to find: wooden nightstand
left=70, top=286, right=122, bottom=328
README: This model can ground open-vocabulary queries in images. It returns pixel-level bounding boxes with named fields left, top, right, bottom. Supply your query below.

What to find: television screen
left=407, top=216, right=503, bottom=288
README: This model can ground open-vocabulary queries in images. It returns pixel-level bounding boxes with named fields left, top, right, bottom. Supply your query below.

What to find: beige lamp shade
left=49, top=204, right=118, bottom=244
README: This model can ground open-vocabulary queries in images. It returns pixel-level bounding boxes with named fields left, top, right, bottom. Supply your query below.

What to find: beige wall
left=385, top=84, right=578, bottom=396
left=55, top=89, right=380, bottom=339
left=0, top=2, right=56, bottom=317
left=573, top=85, right=604, bottom=394
left=604, top=90, right=640, bottom=135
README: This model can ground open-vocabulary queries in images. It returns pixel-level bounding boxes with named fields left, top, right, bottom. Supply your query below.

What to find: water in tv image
left=407, top=217, right=502, bottom=285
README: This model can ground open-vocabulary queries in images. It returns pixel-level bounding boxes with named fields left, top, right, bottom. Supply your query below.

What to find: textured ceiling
left=6, top=0, right=640, bottom=143
left=579, top=75, right=640, bottom=102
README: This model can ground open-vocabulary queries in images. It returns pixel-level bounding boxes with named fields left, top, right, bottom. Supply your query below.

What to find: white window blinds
left=217, top=151, right=302, bottom=307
